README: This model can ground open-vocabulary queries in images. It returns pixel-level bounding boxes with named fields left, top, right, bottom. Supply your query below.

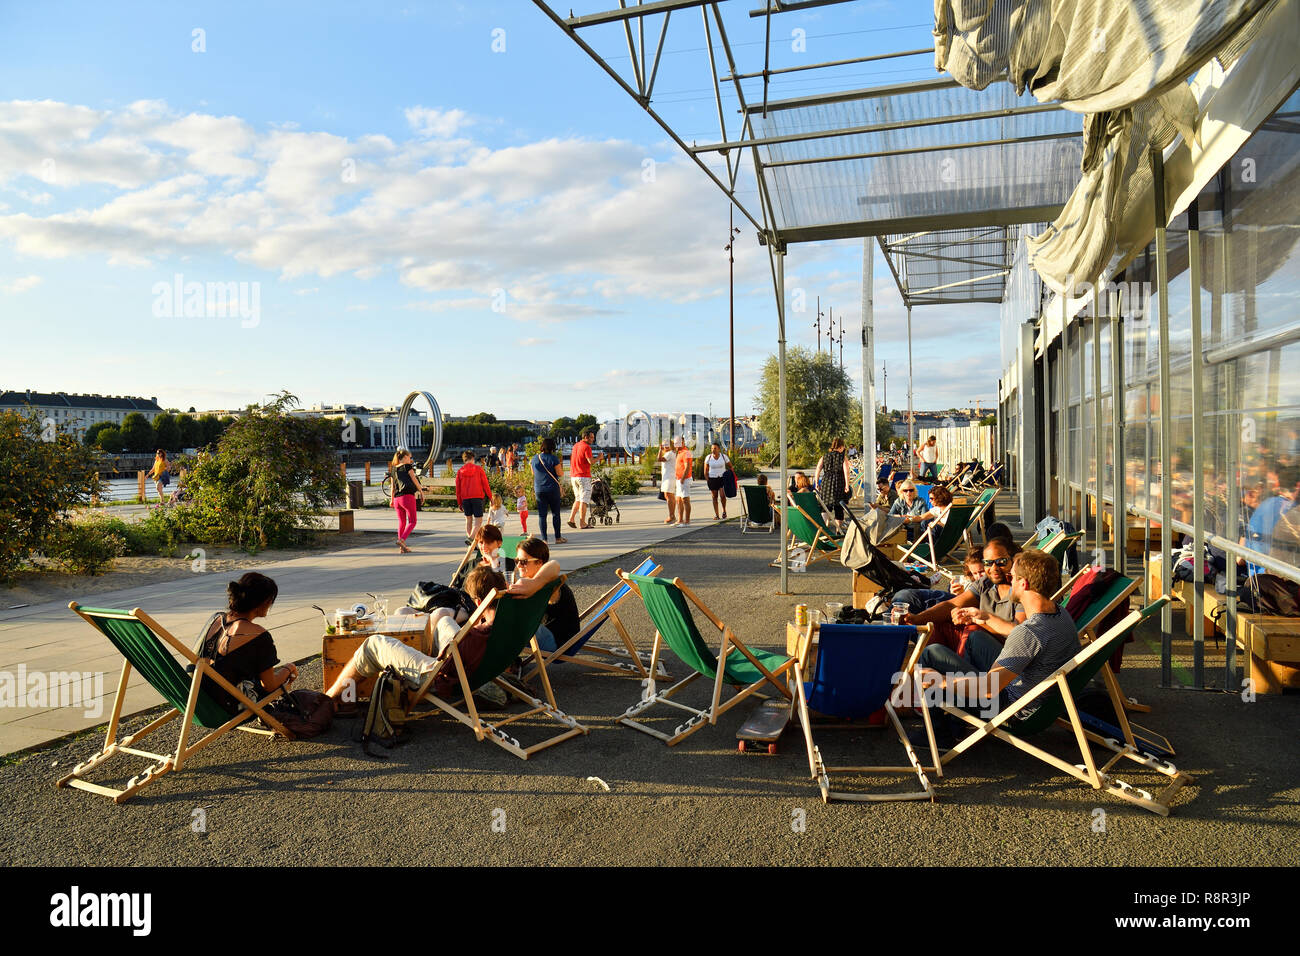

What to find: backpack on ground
left=261, top=689, right=335, bottom=739
left=358, top=666, right=410, bottom=758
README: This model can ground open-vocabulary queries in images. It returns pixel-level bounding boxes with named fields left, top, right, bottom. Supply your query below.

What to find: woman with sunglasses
left=886, top=480, right=928, bottom=542
left=505, top=536, right=578, bottom=655
left=898, top=538, right=1025, bottom=653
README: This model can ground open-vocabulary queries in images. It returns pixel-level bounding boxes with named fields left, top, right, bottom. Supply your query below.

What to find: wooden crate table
left=787, top=621, right=820, bottom=675
left=1237, top=616, right=1300, bottom=694
left=322, top=613, right=433, bottom=700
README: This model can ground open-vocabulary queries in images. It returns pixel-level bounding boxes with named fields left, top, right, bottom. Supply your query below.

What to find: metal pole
left=1077, top=314, right=1086, bottom=551
left=907, top=305, right=915, bottom=471
left=1188, top=199, right=1206, bottom=688
left=728, top=206, right=736, bottom=457
left=1094, top=302, right=1103, bottom=567
left=1111, top=294, right=1126, bottom=573
left=1153, top=147, right=1175, bottom=685
left=862, top=239, right=875, bottom=474
left=1220, top=170, right=1239, bottom=690
left=777, top=246, right=790, bottom=594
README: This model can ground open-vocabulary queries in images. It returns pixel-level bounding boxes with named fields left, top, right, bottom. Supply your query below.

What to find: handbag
left=262, top=688, right=335, bottom=739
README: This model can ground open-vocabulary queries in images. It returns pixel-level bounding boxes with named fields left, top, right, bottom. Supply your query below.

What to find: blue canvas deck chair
left=59, top=603, right=293, bottom=803
left=739, top=484, right=776, bottom=533
left=616, top=572, right=796, bottom=746
left=409, top=579, right=589, bottom=759
left=794, top=621, right=943, bottom=803
left=524, top=556, right=668, bottom=680
left=979, top=461, right=1006, bottom=488
left=934, top=599, right=1190, bottom=815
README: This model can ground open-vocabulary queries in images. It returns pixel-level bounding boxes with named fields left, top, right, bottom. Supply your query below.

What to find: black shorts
left=706, top=475, right=727, bottom=491
left=461, top=498, right=485, bottom=518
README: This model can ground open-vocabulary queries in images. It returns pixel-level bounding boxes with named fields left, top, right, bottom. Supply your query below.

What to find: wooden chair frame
left=774, top=500, right=844, bottom=569
left=932, top=602, right=1190, bottom=816
left=522, top=559, right=669, bottom=681
left=616, top=574, right=796, bottom=747
left=795, top=622, right=944, bottom=804
left=407, top=584, right=589, bottom=760
left=59, top=603, right=292, bottom=804
left=897, top=503, right=980, bottom=582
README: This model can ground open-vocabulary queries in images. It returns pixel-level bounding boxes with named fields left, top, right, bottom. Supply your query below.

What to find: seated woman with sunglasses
left=504, top=536, right=579, bottom=655
left=884, top=480, right=928, bottom=542
left=896, top=538, right=1025, bottom=654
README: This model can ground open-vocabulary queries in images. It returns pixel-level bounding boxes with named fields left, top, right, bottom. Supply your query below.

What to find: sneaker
left=906, top=727, right=953, bottom=755
left=473, top=681, right=509, bottom=709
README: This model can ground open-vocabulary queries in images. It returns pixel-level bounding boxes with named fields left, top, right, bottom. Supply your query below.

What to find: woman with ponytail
left=390, top=446, right=424, bottom=553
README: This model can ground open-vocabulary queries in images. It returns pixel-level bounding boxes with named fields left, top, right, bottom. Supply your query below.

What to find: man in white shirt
left=916, top=435, right=939, bottom=481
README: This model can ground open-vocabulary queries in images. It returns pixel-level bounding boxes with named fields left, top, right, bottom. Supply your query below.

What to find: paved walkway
left=0, top=483, right=760, bottom=755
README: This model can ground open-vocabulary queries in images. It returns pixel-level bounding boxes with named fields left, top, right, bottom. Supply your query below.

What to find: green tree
left=176, top=414, right=201, bottom=449
left=197, top=414, right=222, bottom=446
left=754, top=347, right=853, bottom=465
left=152, top=412, right=181, bottom=451
left=466, top=411, right=497, bottom=424
left=120, top=412, right=155, bottom=452
left=0, top=411, right=102, bottom=583
left=574, top=413, right=598, bottom=435
left=83, top=421, right=113, bottom=446
left=549, top=416, right=577, bottom=438
left=96, top=426, right=123, bottom=452
left=183, top=391, right=344, bottom=549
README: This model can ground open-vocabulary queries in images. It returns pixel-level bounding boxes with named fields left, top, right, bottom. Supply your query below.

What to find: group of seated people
left=884, top=523, right=1082, bottom=749
left=204, top=533, right=584, bottom=718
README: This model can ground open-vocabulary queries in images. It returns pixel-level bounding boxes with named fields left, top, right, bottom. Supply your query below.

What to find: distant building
left=297, top=403, right=426, bottom=450
left=0, top=390, right=163, bottom=439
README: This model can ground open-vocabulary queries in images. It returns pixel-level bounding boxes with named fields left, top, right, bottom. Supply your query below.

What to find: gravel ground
left=2, top=519, right=1297, bottom=867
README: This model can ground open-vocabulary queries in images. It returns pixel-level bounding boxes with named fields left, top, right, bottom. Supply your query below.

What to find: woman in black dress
left=815, top=437, right=851, bottom=524
left=199, top=572, right=296, bottom=714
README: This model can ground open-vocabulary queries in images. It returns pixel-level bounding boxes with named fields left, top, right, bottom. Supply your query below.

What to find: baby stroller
left=839, top=504, right=931, bottom=619
left=589, top=476, right=620, bottom=525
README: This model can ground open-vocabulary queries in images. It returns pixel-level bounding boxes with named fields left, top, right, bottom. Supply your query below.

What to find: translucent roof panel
left=749, top=81, right=1083, bottom=241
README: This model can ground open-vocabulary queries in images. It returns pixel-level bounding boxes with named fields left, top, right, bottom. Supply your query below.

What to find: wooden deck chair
left=1040, top=530, right=1085, bottom=565
left=792, top=489, right=824, bottom=519
left=740, top=484, right=776, bottom=533
left=795, top=622, right=943, bottom=803
left=59, top=603, right=293, bottom=804
left=979, top=462, right=1006, bottom=488
left=408, top=579, right=588, bottom=759
left=965, top=487, right=1000, bottom=542
left=523, top=556, right=669, bottom=681
left=617, top=572, right=796, bottom=746
left=897, top=503, right=980, bottom=581
left=1058, top=571, right=1156, bottom=720
left=776, top=499, right=844, bottom=568
left=934, top=599, right=1191, bottom=816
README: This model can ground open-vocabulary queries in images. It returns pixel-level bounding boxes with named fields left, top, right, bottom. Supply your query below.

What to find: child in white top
left=486, top=493, right=507, bottom=529
left=949, top=549, right=985, bottom=596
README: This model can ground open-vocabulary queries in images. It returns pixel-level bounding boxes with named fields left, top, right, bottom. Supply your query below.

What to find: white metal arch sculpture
left=397, top=390, right=443, bottom=474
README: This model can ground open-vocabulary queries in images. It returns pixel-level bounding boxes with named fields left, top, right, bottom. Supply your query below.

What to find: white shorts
left=571, top=476, right=592, bottom=504
left=675, top=477, right=692, bottom=498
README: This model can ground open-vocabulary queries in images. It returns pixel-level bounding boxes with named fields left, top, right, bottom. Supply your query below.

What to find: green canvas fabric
left=630, top=575, right=790, bottom=684
left=1041, top=531, right=1084, bottom=561
left=466, top=580, right=557, bottom=688
left=741, top=485, right=773, bottom=523
left=77, top=607, right=233, bottom=729
left=1010, top=600, right=1166, bottom=737
left=786, top=507, right=838, bottom=552
left=912, top=503, right=978, bottom=564
left=1067, top=575, right=1136, bottom=634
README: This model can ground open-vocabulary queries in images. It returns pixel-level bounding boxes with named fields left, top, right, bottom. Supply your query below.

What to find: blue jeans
left=919, top=630, right=1012, bottom=730
left=919, top=461, right=939, bottom=481
left=535, top=487, right=562, bottom=540
left=534, top=625, right=557, bottom=653
left=891, top=588, right=952, bottom=614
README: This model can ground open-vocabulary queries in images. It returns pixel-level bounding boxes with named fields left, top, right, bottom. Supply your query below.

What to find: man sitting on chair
left=914, top=548, right=1081, bottom=746
left=899, top=538, right=1024, bottom=653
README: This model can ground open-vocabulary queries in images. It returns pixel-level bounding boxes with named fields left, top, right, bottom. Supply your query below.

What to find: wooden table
left=322, top=613, right=433, bottom=700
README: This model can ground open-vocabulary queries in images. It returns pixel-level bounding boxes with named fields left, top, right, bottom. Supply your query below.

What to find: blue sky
left=0, top=1, right=1004, bottom=422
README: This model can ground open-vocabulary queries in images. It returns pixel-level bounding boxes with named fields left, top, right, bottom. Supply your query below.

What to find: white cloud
left=404, top=106, right=471, bottom=139
left=1, top=274, right=42, bottom=294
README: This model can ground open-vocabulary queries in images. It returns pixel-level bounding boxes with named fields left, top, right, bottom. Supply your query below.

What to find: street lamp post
left=725, top=208, right=741, bottom=457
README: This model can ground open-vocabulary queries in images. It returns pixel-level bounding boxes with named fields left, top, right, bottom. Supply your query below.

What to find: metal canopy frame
left=534, top=0, right=1085, bottom=591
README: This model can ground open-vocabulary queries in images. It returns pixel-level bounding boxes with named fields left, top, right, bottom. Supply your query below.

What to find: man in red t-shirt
left=568, top=429, right=595, bottom=530
left=455, top=450, right=492, bottom=544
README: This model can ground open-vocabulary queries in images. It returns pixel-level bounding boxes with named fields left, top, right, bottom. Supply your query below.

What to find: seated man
left=914, top=548, right=1081, bottom=748
left=900, top=538, right=1024, bottom=653
left=325, top=566, right=508, bottom=707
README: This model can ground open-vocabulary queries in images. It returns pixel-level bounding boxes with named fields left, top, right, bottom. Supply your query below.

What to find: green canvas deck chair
left=59, top=603, right=293, bottom=803
left=617, top=572, right=797, bottom=746
left=1058, top=570, right=1155, bottom=719
left=897, top=502, right=980, bottom=581
left=1040, top=530, right=1085, bottom=564
left=792, top=489, right=825, bottom=520
left=795, top=621, right=944, bottom=803
left=965, top=487, right=1000, bottom=542
left=523, top=556, right=668, bottom=681
left=776, top=498, right=844, bottom=568
left=409, top=579, right=588, bottom=759
left=934, top=599, right=1190, bottom=816
left=739, top=484, right=776, bottom=533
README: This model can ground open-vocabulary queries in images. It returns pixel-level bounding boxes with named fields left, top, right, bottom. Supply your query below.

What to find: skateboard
left=737, top=697, right=792, bottom=754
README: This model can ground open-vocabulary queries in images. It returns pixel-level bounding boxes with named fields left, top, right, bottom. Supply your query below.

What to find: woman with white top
left=703, top=442, right=732, bottom=520
left=657, top=440, right=677, bottom=525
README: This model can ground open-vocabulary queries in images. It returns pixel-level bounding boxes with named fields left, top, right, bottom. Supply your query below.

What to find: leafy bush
left=0, top=411, right=103, bottom=584
left=598, top=466, right=643, bottom=497
left=181, top=391, right=345, bottom=550
left=45, top=517, right=127, bottom=575
left=732, top=456, right=759, bottom=479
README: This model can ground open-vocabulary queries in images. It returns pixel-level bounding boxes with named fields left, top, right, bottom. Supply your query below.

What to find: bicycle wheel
left=381, top=474, right=394, bottom=501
